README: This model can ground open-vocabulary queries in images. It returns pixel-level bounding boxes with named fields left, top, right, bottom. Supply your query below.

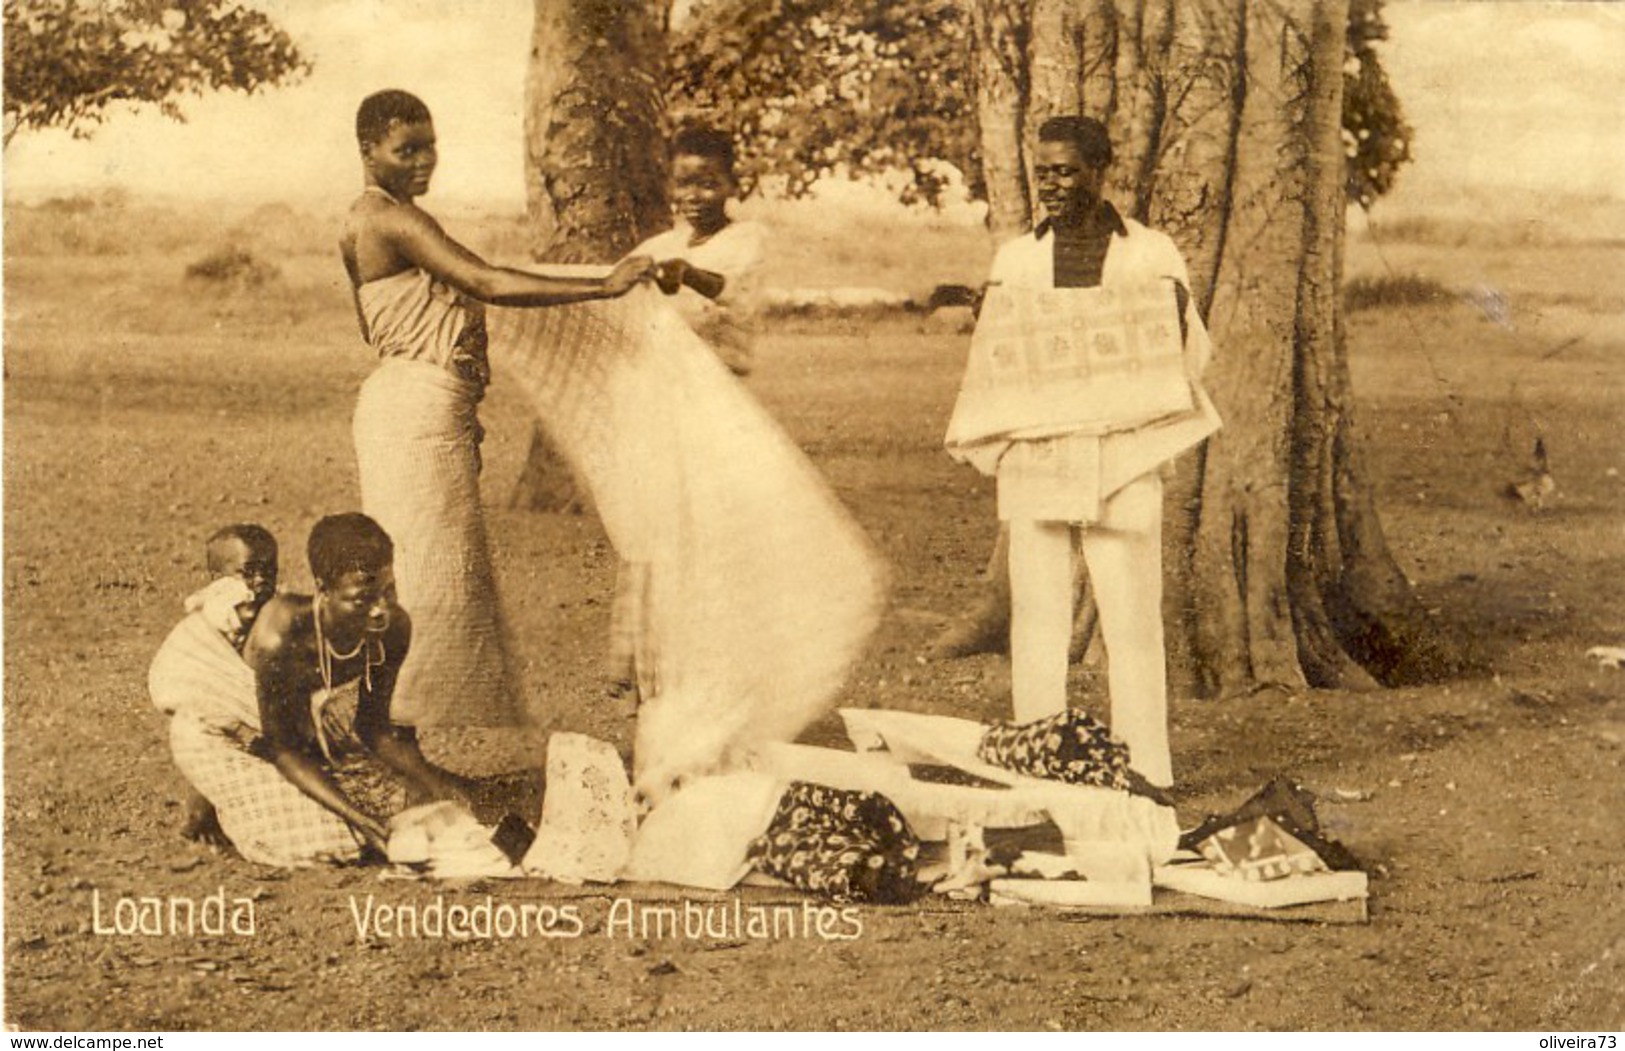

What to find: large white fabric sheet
left=491, top=286, right=887, bottom=802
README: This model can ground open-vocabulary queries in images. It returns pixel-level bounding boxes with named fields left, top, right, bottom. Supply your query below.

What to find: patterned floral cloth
left=975, top=709, right=1132, bottom=789
left=1178, top=777, right=1363, bottom=875
left=746, top=782, right=924, bottom=904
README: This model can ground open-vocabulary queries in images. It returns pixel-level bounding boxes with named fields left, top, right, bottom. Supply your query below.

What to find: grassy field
left=3, top=192, right=1623, bottom=1030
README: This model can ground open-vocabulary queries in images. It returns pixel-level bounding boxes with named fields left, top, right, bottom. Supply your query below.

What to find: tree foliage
left=1343, top=0, right=1413, bottom=208
left=669, top=0, right=979, bottom=205
left=672, top=0, right=1413, bottom=209
left=3, top=0, right=309, bottom=145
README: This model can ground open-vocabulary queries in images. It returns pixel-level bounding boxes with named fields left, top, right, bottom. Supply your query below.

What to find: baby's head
left=206, top=523, right=279, bottom=605
left=670, top=125, right=737, bottom=237
left=189, top=524, right=277, bottom=648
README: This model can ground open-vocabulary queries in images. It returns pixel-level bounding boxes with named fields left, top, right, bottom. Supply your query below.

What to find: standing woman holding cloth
left=341, top=89, right=653, bottom=731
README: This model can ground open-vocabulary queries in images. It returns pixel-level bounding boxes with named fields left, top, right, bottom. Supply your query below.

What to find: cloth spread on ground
left=1194, top=816, right=1330, bottom=881
left=523, top=733, right=636, bottom=883
left=828, top=709, right=1181, bottom=856
left=746, top=782, right=925, bottom=904
left=491, top=284, right=886, bottom=802
left=623, top=772, right=787, bottom=890
left=976, top=709, right=1132, bottom=790
left=353, top=358, right=518, bottom=728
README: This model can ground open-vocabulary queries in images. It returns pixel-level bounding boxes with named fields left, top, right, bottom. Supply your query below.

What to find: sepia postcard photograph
left=2, top=0, right=1622, bottom=1033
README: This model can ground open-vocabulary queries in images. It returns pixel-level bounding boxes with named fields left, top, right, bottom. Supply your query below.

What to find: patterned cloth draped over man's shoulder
left=944, top=212, right=1222, bottom=524
left=150, top=611, right=407, bottom=866
left=353, top=267, right=518, bottom=728
left=490, top=285, right=886, bottom=801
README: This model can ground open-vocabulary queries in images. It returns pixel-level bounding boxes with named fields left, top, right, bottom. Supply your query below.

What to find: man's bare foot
left=181, top=792, right=231, bottom=849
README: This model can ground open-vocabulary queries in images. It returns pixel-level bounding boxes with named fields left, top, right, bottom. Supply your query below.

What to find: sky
left=3, top=1, right=1623, bottom=212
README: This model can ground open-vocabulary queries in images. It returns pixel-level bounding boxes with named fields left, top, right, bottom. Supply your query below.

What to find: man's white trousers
left=1008, top=471, right=1172, bottom=786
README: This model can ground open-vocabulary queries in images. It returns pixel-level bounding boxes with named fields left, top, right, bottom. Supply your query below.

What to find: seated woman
left=239, top=512, right=467, bottom=859
left=155, top=512, right=470, bottom=866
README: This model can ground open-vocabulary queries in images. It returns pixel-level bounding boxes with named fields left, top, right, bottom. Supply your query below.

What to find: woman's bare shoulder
left=349, top=199, right=456, bottom=278
left=243, top=595, right=309, bottom=668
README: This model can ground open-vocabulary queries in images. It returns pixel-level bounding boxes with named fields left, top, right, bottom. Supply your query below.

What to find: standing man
left=945, top=115, right=1221, bottom=788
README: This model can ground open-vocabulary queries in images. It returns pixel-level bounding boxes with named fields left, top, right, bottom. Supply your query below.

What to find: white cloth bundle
left=148, top=610, right=260, bottom=728
left=388, top=801, right=516, bottom=878
left=492, top=285, right=886, bottom=802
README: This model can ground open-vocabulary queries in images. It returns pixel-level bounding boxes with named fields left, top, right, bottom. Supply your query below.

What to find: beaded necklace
left=310, top=593, right=383, bottom=760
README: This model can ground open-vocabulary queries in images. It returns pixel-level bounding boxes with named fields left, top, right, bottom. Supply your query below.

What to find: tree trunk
left=970, top=0, right=1463, bottom=694
left=512, top=0, right=671, bottom=512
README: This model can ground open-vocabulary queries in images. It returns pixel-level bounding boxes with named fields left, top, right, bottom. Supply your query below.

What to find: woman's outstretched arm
left=379, top=204, right=654, bottom=306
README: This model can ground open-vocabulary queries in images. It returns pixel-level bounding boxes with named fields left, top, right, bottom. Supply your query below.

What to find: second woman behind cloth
left=609, top=126, right=767, bottom=696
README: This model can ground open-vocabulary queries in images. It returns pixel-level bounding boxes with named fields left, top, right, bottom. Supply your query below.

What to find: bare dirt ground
left=3, top=203, right=1623, bottom=1030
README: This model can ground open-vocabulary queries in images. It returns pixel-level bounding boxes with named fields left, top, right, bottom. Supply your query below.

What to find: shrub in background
left=185, top=245, right=280, bottom=289
left=1344, top=273, right=1452, bottom=312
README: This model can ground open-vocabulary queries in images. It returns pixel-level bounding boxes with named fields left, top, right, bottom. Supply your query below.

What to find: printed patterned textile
left=1178, top=777, right=1363, bottom=875
left=522, top=733, right=637, bottom=883
left=943, top=281, right=1193, bottom=459
left=976, top=709, right=1132, bottom=790
left=353, top=358, right=518, bottom=727
left=746, top=782, right=923, bottom=904
left=491, top=284, right=886, bottom=802
left=1195, top=815, right=1330, bottom=881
